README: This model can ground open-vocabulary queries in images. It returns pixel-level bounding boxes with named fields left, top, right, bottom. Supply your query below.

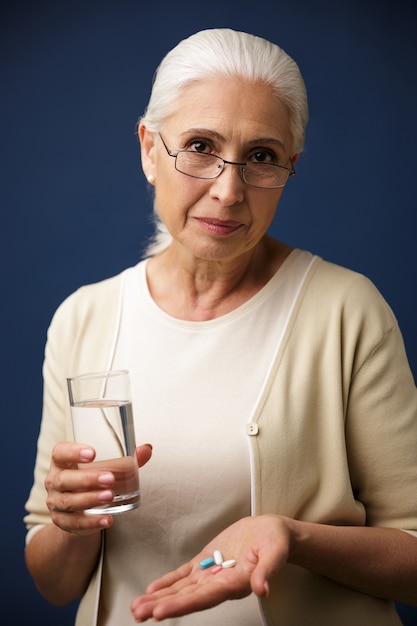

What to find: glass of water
left=67, top=369, right=140, bottom=515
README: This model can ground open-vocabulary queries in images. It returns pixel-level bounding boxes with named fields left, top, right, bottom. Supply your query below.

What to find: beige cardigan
left=25, top=255, right=417, bottom=625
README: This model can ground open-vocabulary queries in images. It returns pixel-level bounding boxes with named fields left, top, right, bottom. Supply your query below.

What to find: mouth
left=194, top=217, right=243, bottom=236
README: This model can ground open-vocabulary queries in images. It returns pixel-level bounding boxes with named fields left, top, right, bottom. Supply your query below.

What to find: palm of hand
left=131, top=515, right=290, bottom=622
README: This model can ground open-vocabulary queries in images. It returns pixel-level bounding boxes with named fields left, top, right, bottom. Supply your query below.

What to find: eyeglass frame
left=158, top=134, right=295, bottom=189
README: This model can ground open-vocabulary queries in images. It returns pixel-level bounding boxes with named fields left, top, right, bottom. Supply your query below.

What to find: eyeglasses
left=159, top=134, right=295, bottom=189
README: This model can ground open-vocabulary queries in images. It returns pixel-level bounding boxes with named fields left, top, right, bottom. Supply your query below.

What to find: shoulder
left=308, top=255, right=379, bottom=293
left=285, top=254, right=399, bottom=372
left=52, top=272, right=122, bottom=327
left=43, top=263, right=144, bottom=375
left=304, top=255, right=396, bottom=326
left=47, top=263, right=142, bottom=341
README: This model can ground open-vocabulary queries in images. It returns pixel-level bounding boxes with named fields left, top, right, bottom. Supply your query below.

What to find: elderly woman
left=25, top=28, right=417, bottom=626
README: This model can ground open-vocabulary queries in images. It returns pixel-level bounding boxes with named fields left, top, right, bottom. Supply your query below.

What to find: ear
left=138, top=123, right=156, bottom=180
left=291, top=153, right=300, bottom=165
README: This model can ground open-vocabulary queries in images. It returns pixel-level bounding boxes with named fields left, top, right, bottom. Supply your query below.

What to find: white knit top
left=97, top=249, right=314, bottom=625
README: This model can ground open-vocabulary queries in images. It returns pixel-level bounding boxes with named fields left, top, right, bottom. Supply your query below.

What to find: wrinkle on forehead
left=164, top=76, right=293, bottom=153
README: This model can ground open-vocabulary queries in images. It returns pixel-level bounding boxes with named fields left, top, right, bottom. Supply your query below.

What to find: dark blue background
left=2, top=1, right=416, bottom=624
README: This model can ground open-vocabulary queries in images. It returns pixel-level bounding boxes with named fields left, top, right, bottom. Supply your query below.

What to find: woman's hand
left=131, top=515, right=291, bottom=623
left=45, top=442, right=153, bottom=535
left=26, top=443, right=153, bottom=605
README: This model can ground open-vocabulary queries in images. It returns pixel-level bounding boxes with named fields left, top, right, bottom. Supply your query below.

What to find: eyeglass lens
left=175, top=151, right=291, bottom=188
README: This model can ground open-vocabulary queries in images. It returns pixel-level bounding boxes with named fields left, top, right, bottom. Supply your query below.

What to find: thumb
left=250, top=565, right=271, bottom=598
left=249, top=544, right=287, bottom=598
left=136, top=443, right=153, bottom=468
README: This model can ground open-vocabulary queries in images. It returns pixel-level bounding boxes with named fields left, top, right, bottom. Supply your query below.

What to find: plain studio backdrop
left=1, top=1, right=416, bottom=624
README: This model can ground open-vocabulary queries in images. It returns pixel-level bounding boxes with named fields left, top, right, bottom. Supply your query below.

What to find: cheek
left=154, top=180, right=199, bottom=229
left=248, top=191, right=282, bottom=227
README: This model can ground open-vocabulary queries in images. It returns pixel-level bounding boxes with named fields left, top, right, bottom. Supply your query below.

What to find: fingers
left=45, top=441, right=118, bottom=534
left=131, top=515, right=292, bottom=622
left=46, top=474, right=114, bottom=511
left=50, top=509, right=113, bottom=534
left=51, top=441, right=96, bottom=468
left=144, top=561, right=193, bottom=594
left=46, top=478, right=115, bottom=534
left=46, top=445, right=116, bottom=503
left=131, top=566, right=249, bottom=623
left=132, top=582, right=227, bottom=622
left=131, top=549, right=253, bottom=623
left=46, top=442, right=152, bottom=535
left=131, top=565, right=192, bottom=620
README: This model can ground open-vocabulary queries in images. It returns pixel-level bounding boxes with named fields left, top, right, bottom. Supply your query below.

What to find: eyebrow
left=179, top=128, right=286, bottom=150
left=248, top=137, right=286, bottom=150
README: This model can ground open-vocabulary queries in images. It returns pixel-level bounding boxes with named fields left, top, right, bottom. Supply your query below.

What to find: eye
left=248, top=150, right=277, bottom=165
left=187, top=139, right=212, bottom=154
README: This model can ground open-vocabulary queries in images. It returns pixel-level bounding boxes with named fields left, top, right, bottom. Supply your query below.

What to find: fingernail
left=99, top=517, right=111, bottom=528
left=98, top=473, right=114, bottom=485
left=80, top=448, right=94, bottom=461
left=98, top=490, right=113, bottom=502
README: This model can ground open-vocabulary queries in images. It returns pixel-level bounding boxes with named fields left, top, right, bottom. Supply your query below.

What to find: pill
left=213, top=550, right=223, bottom=565
left=211, top=565, right=223, bottom=574
left=200, top=557, right=215, bottom=569
left=222, top=559, right=237, bottom=569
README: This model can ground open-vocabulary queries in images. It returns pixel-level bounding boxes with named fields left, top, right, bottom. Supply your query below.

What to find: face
left=140, top=76, right=296, bottom=264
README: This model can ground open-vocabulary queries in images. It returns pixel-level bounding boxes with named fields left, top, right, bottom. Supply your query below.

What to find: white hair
left=139, top=28, right=309, bottom=256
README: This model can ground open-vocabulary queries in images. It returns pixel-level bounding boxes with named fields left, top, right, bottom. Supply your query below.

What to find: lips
left=194, top=217, right=243, bottom=236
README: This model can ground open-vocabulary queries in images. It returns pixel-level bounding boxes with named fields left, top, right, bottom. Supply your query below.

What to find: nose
left=209, top=161, right=245, bottom=205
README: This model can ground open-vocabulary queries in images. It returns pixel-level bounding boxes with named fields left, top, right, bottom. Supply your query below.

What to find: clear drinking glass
left=67, top=369, right=140, bottom=515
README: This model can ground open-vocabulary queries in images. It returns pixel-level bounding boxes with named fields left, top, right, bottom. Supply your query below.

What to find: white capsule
left=222, top=559, right=237, bottom=569
left=214, top=550, right=223, bottom=565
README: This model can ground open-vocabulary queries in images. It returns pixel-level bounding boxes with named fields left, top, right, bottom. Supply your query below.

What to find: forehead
left=165, top=76, right=292, bottom=145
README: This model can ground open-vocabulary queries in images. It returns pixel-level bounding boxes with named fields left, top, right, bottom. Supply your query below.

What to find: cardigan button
left=246, top=423, right=259, bottom=436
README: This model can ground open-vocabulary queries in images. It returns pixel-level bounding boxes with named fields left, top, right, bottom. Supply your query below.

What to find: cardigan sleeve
left=314, top=264, right=417, bottom=530
left=309, top=263, right=417, bottom=531
left=24, top=294, right=79, bottom=529
left=24, top=273, right=122, bottom=529
left=343, top=280, right=417, bottom=529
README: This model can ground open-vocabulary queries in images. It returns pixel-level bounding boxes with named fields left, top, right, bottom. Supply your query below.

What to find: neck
left=146, top=236, right=292, bottom=321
